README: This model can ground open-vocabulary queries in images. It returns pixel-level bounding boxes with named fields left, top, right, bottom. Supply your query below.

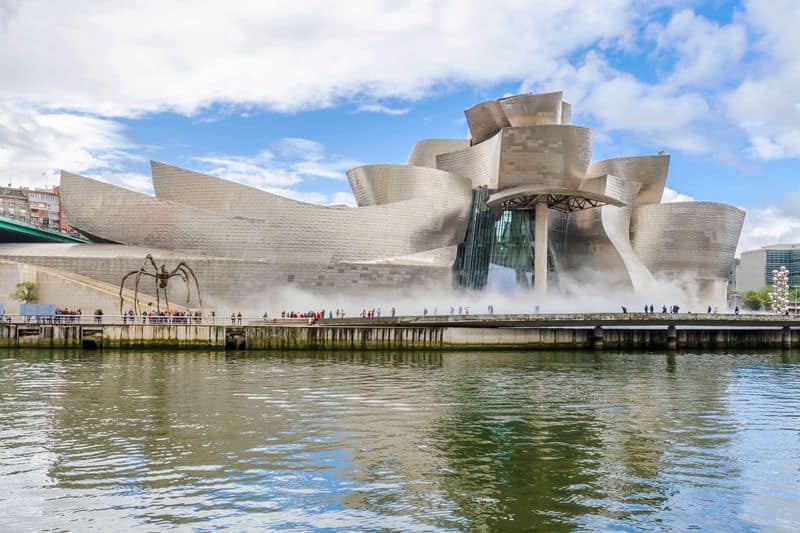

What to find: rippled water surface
left=1, top=350, right=799, bottom=530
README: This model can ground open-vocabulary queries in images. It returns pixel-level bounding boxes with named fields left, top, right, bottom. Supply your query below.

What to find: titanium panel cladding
left=465, top=101, right=510, bottom=145
left=346, top=164, right=470, bottom=207
left=63, top=169, right=472, bottom=265
left=407, top=139, right=470, bottom=168
left=586, top=155, right=669, bottom=206
left=630, top=202, right=745, bottom=280
left=497, top=126, right=593, bottom=190
left=498, top=92, right=564, bottom=126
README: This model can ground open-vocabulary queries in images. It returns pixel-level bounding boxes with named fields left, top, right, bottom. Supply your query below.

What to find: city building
left=0, top=184, right=76, bottom=233
left=736, top=244, right=800, bottom=292
left=0, top=91, right=746, bottom=312
left=0, top=187, right=30, bottom=223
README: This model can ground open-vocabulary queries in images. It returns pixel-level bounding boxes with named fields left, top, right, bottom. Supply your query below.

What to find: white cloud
left=193, top=151, right=302, bottom=188
left=0, top=1, right=642, bottom=117
left=525, top=52, right=713, bottom=154
left=724, top=0, right=800, bottom=160
left=356, top=103, right=410, bottom=116
left=329, top=191, right=356, bottom=207
left=0, top=102, right=138, bottom=187
left=650, top=9, right=747, bottom=88
left=192, top=138, right=362, bottom=204
left=738, top=205, right=800, bottom=253
left=661, top=187, right=695, bottom=203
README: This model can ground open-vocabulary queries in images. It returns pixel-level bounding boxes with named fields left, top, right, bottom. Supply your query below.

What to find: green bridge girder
left=0, top=217, right=88, bottom=244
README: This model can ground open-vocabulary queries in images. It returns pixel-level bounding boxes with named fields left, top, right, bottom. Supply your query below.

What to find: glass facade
left=765, top=249, right=800, bottom=288
left=453, top=188, right=555, bottom=290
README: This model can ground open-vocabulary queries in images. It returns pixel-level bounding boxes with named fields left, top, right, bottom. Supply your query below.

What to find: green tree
left=11, top=281, right=38, bottom=303
left=739, top=287, right=771, bottom=311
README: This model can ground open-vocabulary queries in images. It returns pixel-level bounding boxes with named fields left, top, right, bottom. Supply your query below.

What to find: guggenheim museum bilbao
left=0, top=91, right=745, bottom=310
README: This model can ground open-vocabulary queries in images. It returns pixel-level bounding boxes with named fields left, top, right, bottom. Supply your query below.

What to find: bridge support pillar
left=782, top=326, right=792, bottom=349
left=592, top=326, right=604, bottom=350
left=666, top=325, right=677, bottom=350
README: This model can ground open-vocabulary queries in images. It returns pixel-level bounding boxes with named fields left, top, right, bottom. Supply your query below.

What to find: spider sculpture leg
left=173, top=262, right=204, bottom=314
left=119, top=270, right=141, bottom=315
left=133, top=255, right=159, bottom=315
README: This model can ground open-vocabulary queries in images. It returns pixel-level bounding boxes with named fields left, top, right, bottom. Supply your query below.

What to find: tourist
left=644, top=305, right=648, bottom=314
left=707, top=305, right=712, bottom=314
left=231, top=312, right=236, bottom=324
left=735, top=305, right=740, bottom=315
left=649, top=305, right=654, bottom=313
left=391, top=307, right=396, bottom=317
left=237, top=312, right=242, bottom=325
left=662, top=305, right=667, bottom=314
left=423, top=307, right=428, bottom=316
left=621, top=305, right=627, bottom=314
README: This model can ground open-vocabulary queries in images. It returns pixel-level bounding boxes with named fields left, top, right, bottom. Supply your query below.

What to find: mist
left=200, top=265, right=738, bottom=317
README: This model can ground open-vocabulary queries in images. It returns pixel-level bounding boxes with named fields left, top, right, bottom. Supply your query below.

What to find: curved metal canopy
left=487, top=186, right=625, bottom=213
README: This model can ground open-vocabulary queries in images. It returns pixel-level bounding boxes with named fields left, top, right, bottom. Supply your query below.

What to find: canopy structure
left=487, top=186, right=624, bottom=213
left=486, top=186, right=625, bottom=295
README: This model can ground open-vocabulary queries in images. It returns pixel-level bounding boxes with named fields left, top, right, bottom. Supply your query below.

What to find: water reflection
left=0, top=349, right=799, bottom=530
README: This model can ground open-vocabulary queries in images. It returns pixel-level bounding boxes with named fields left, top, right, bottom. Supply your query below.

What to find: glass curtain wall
left=454, top=190, right=556, bottom=290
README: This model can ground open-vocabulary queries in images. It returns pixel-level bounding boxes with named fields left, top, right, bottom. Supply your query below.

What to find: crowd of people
left=122, top=309, right=203, bottom=324
left=53, top=308, right=82, bottom=323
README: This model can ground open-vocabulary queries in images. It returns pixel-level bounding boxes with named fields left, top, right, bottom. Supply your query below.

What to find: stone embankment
left=1, top=313, right=798, bottom=351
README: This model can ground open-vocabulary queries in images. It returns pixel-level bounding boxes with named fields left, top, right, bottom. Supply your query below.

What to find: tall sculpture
left=119, top=254, right=203, bottom=315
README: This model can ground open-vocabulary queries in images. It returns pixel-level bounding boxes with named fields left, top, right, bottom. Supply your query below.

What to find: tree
left=739, top=287, right=771, bottom=311
left=11, top=281, right=38, bottom=304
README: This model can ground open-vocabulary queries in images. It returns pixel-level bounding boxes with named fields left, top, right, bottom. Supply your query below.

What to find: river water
left=1, top=350, right=799, bottom=531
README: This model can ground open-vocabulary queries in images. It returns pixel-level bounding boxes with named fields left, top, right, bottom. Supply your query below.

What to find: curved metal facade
left=498, top=92, right=564, bottom=126
left=436, top=131, right=503, bottom=188
left=346, top=164, right=469, bottom=207
left=465, top=101, right=509, bottom=145
left=563, top=176, right=656, bottom=288
left=586, top=155, right=669, bottom=206
left=65, top=167, right=472, bottom=265
left=435, top=126, right=593, bottom=191
left=406, top=139, right=469, bottom=168
left=0, top=90, right=747, bottom=311
left=630, top=202, right=745, bottom=280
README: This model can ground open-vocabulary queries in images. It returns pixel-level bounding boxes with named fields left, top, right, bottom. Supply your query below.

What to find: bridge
left=0, top=216, right=88, bottom=244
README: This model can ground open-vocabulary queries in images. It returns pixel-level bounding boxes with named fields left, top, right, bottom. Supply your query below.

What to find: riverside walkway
left=0, top=313, right=798, bottom=351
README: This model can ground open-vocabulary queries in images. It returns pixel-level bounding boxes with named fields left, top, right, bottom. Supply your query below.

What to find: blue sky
left=1, top=0, right=798, bottom=252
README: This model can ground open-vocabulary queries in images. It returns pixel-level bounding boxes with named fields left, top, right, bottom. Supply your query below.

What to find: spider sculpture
left=119, top=254, right=204, bottom=316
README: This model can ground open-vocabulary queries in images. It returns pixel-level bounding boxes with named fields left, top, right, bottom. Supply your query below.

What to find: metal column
left=534, top=202, right=548, bottom=295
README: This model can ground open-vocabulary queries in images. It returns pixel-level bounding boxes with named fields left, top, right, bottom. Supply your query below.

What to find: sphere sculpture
left=768, top=266, right=790, bottom=315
